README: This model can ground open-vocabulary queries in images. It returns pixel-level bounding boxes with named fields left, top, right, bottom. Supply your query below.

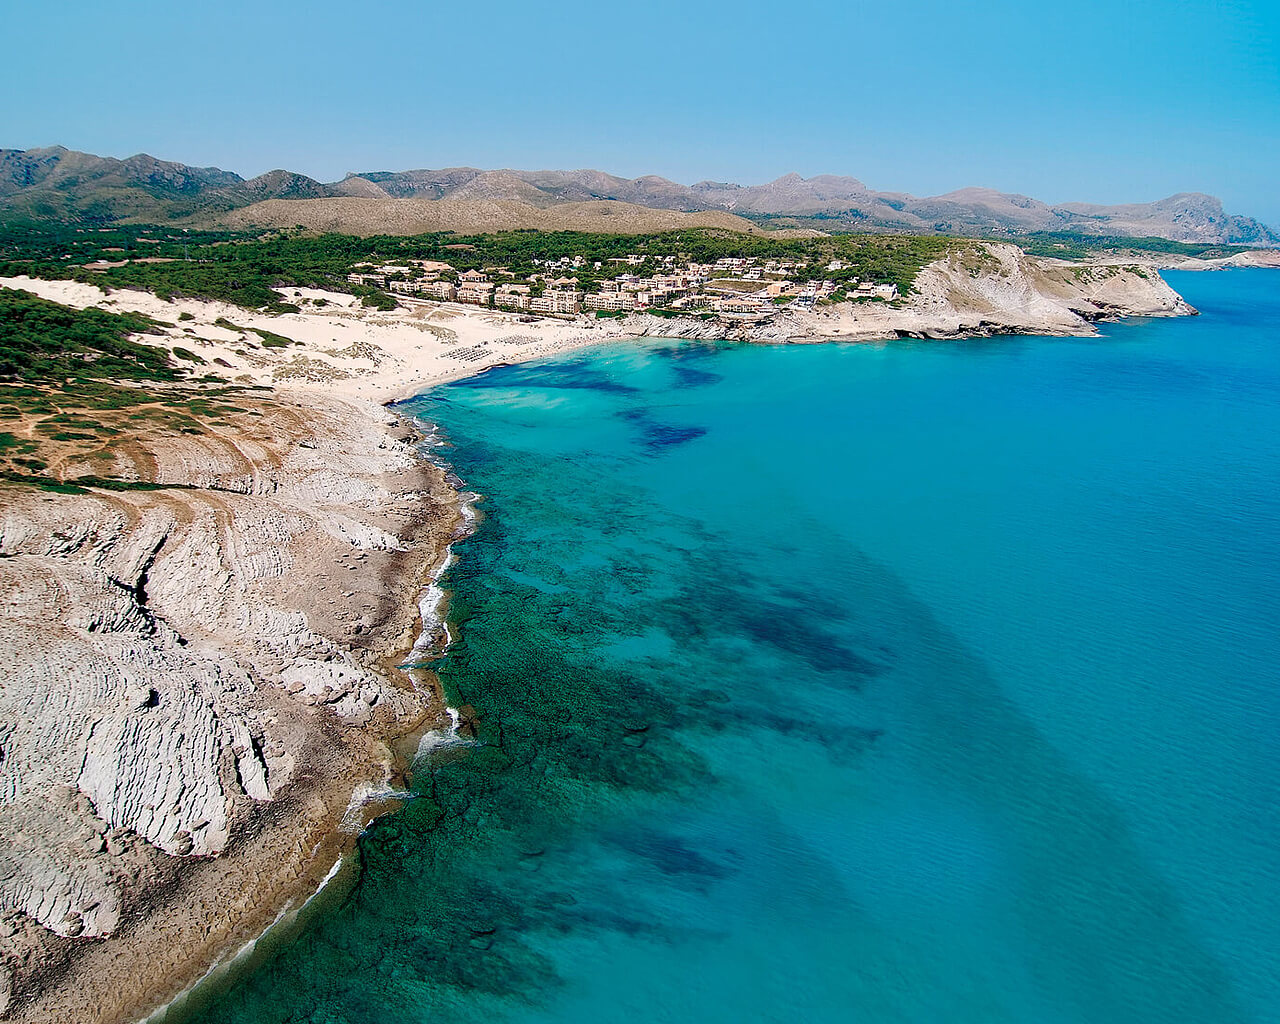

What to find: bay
left=194, top=268, right=1280, bottom=1024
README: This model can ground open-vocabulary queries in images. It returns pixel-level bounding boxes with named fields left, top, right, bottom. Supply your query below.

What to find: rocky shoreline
left=0, top=391, right=460, bottom=1022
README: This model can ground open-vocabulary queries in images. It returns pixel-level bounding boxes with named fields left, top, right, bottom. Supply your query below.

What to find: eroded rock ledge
left=0, top=391, right=457, bottom=1021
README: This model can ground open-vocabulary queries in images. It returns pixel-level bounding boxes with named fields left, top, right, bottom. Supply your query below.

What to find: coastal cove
left=0, top=237, right=1214, bottom=1021
left=186, top=269, right=1280, bottom=1024
left=6, top=3, right=1280, bottom=1017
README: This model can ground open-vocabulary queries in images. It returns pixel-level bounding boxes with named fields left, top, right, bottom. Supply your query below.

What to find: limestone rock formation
left=0, top=392, right=456, bottom=1014
left=624, top=244, right=1195, bottom=344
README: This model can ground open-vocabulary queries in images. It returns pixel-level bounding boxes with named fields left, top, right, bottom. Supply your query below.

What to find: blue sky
left=5, top=0, right=1278, bottom=225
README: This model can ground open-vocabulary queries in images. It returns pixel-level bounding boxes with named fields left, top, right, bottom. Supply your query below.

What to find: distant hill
left=218, top=197, right=771, bottom=236
left=0, top=146, right=343, bottom=224
left=336, top=167, right=1278, bottom=245
left=2, top=145, right=1275, bottom=246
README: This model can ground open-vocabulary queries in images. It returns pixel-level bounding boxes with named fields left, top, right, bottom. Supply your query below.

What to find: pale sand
left=0, top=241, right=1203, bottom=406
left=0, top=276, right=626, bottom=404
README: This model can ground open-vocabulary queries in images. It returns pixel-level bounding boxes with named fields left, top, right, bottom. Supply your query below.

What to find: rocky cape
left=612, top=244, right=1197, bottom=344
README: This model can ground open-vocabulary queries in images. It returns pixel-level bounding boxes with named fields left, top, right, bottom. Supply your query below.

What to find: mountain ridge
left=2, top=145, right=1275, bottom=246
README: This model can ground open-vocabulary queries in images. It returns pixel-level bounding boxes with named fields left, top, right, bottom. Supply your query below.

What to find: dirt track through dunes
left=215, top=196, right=772, bottom=236
left=0, top=380, right=275, bottom=490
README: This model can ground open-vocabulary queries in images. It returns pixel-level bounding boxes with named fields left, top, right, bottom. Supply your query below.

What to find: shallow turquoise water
left=197, top=269, right=1280, bottom=1023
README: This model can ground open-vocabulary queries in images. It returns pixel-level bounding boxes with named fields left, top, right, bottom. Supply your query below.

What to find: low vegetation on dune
left=0, top=374, right=270, bottom=491
left=0, top=287, right=179, bottom=380
left=0, top=285, right=270, bottom=491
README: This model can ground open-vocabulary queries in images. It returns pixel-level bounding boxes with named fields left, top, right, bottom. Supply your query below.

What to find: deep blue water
left=196, top=269, right=1280, bottom=1023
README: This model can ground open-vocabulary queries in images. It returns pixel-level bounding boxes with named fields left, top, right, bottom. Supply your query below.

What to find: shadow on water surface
left=449, top=356, right=641, bottom=395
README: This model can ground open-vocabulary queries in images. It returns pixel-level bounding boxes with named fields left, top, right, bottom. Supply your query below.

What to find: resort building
left=495, top=284, right=532, bottom=310
left=585, top=292, right=636, bottom=312
left=530, top=289, right=583, bottom=315
left=422, top=280, right=457, bottom=301
left=346, top=246, right=892, bottom=322
left=456, top=282, right=495, bottom=305
left=851, top=282, right=899, bottom=300
left=716, top=296, right=770, bottom=314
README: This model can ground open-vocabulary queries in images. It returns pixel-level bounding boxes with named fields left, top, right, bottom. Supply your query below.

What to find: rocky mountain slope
left=326, top=170, right=1279, bottom=245
left=0, top=147, right=346, bottom=224
left=3, top=147, right=1274, bottom=246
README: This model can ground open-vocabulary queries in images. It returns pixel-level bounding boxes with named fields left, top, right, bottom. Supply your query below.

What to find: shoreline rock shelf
left=0, top=391, right=459, bottom=1022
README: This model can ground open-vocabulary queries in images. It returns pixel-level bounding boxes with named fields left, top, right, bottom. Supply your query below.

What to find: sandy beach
left=0, top=276, right=625, bottom=407
left=0, top=242, right=1198, bottom=412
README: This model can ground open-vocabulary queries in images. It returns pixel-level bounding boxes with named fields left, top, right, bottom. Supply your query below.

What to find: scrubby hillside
left=0, top=147, right=341, bottom=224
left=216, top=196, right=771, bottom=236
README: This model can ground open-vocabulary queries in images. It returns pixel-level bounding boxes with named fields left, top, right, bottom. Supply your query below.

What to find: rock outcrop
left=0, top=391, right=457, bottom=1018
left=623, top=243, right=1195, bottom=344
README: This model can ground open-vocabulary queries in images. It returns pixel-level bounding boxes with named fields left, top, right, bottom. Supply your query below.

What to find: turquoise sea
left=195, top=269, right=1279, bottom=1023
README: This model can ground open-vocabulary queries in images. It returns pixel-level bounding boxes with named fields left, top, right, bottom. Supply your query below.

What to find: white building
left=457, top=282, right=495, bottom=305
left=423, top=281, right=457, bottom=301
left=529, top=289, right=583, bottom=315
left=584, top=293, right=636, bottom=312
left=496, top=284, right=532, bottom=310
